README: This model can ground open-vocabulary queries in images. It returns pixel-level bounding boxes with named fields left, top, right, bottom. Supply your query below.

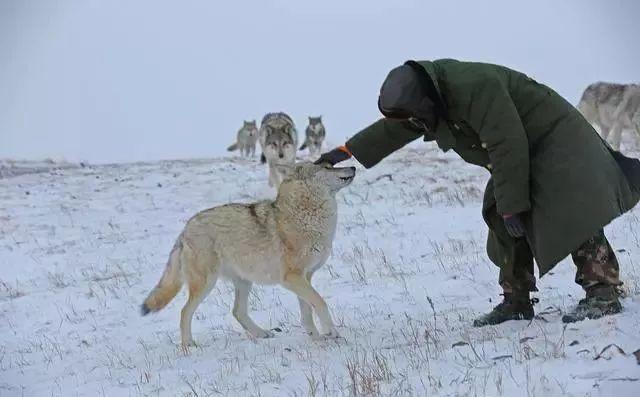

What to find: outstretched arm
left=317, top=118, right=423, bottom=168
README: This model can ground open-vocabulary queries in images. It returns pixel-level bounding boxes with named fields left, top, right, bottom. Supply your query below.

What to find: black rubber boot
left=562, top=285, right=622, bottom=323
left=473, top=292, right=535, bottom=327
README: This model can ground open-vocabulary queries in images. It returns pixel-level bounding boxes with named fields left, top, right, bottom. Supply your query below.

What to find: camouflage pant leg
left=484, top=205, right=537, bottom=293
left=570, top=230, right=622, bottom=290
left=495, top=234, right=537, bottom=294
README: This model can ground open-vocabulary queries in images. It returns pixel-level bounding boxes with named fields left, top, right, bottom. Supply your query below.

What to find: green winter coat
left=347, top=59, right=640, bottom=275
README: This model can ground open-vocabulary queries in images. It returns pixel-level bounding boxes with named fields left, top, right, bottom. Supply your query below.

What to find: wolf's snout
left=339, top=167, right=356, bottom=182
left=343, top=167, right=356, bottom=177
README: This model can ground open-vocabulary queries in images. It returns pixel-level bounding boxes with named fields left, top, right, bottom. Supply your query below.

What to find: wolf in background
left=227, top=120, right=259, bottom=157
left=300, top=116, right=327, bottom=159
left=258, top=112, right=298, bottom=187
left=577, top=82, right=639, bottom=150
left=608, top=85, right=640, bottom=150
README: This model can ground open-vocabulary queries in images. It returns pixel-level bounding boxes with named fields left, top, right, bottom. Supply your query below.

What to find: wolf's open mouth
left=340, top=176, right=354, bottom=181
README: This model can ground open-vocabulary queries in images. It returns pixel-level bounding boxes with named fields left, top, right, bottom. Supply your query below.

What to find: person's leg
left=497, top=237, right=537, bottom=295
left=572, top=230, right=622, bottom=290
left=563, top=230, right=623, bottom=323
left=474, top=204, right=536, bottom=327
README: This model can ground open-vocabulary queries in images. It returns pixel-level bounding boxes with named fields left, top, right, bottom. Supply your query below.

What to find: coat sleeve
left=346, top=118, right=423, bottom=168
left=466, top=76, right=531, bottom=215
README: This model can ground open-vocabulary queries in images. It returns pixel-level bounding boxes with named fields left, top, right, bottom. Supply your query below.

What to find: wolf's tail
left=141, top=237, right=184, bottom=315
left=227, top=143, right=238, bottom=151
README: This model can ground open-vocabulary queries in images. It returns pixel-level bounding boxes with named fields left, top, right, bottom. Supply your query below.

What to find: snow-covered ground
left=1, top=144, right=639, bottom=396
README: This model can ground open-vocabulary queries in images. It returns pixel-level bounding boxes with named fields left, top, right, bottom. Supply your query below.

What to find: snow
left=1, top=145, right=639, bottom=396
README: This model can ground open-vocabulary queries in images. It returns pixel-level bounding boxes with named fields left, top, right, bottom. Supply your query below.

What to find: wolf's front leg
left=298, top=298, right=320, bottom=337
left=298, top=272, right=319, bottom=337
left=232, top=278, right=274, bottom=338
left=282, top=272, right=339, bottom=339
left=267, top=164, right=275, bottom=187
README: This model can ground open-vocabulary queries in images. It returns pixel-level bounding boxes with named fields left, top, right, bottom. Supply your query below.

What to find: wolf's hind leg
left=232, top=278, right=273, bottom=338
left=282, top=272, right=338, bottom=338
left=180, top=250, right=218, bottom=347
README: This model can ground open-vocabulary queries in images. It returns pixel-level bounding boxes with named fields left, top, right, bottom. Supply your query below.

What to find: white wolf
left=300, top=116, right=326, bottom=159
left=609, top=85, right=640, bottom=150
left=258, top=112, right=298, bottom=188
left=227, top=120, right=259, bottom=157
left=577, top=82, right=639, bottom=149
left=141, top=162, right=356, bottom=347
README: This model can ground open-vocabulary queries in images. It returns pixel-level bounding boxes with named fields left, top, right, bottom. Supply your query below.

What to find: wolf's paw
left=250, top=329, right=275, bottom=339
left=306, top=330, right=320, bottom=339
left=312, top=328, right=342, bottom=341
left=180, top=339, right=197, bottom=352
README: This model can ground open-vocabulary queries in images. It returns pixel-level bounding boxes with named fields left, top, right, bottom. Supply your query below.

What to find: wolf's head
left=308, top=116, right=322, bottom=125
left=243, top=120, right=258, bottom=136
left=264, top=127, right=295, bottom=161
left=278, top=162, right=355, bottom=194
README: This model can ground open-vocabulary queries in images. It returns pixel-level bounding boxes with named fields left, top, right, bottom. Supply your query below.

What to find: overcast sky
left=1, top=0, right=638, bottom=163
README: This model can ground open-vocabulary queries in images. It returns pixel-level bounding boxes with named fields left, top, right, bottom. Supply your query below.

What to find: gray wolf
left=141, top=162, right=356, bottom=347
left=258, top=112, right=298, bottom=187
left=577, top=82, right=639, bottom=149
left=608, top=85, right=640, bottom=149
left=227, top=120, right=259, bottom=157
left=300, top=116, right=327, bottom=159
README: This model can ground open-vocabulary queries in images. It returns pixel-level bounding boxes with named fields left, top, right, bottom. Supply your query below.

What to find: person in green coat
left=317, top=59, right=640, bottom=325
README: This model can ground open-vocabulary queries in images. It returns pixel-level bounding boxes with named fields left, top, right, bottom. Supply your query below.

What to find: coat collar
left=431, top=121, right=456, bottom=151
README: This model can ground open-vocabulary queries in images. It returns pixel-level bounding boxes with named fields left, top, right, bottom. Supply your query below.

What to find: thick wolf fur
left=141, top=162, right=356, bottom=347
left=609, top=85, right=640, bottom=149
left=577, top=82, right=639, bottom=149
left=258, top=112, right=298, bottom=187
left=300, top=116, right=326, bottom=159
left=227, top=120, right=259, bottom=157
